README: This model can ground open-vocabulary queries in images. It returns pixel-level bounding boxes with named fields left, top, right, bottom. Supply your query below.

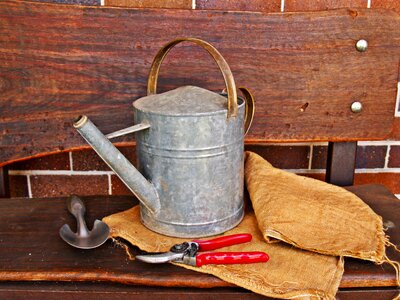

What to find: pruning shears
left=136, top=233, right=269, bottom=267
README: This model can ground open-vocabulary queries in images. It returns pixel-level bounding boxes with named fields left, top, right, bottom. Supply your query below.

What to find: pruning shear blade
left=136, top=251, right=183, bottom=264
left=135, top=233, right=269, bottom=267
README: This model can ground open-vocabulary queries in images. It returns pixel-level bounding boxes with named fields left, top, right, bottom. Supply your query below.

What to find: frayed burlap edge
left=107, top=228, right=343, bottom=300
left=383, top=240, right=400, bottom=288
left=244, top=151, right=400, bottom=296
left=103, top=207, right=344, bottom=300
left=262, top=219, right=386, bottom=263
left=265, top=228, right=400, bottom=293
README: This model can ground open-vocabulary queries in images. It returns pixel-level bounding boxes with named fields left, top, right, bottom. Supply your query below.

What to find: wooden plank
left=0, top=184, right=398, bottom=290
left=0, top=166, right=10, bottom=198
left=326, top=142, right=357, bottom=186
left=0, top=1, right=399, bottom=166
left=104, top=0, right=192, bottom=9
left=0, top=282, right=398, bottom=300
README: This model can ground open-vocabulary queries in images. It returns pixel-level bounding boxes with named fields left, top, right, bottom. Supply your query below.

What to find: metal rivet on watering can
left=355, top=39, right=368, bottom=52
left=351, top=101, right=363, bottom=113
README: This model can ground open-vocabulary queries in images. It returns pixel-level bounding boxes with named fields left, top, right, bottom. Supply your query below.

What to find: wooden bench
left=0, top=1, right=400, bottom=298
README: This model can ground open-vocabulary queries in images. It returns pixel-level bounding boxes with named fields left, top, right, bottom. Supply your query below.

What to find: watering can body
left=134, top=86, right=246, bottom=237
left=74, top=38, right=254, bottom=238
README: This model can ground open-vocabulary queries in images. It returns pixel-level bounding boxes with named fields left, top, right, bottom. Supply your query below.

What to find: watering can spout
left=73, top=115, right=161, bottom=215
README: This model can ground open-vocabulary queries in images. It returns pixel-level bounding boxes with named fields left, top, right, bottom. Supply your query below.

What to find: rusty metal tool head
left=59, top=195, right=110, bottom=249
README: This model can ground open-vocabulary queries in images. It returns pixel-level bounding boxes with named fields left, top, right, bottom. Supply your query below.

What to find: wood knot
left=348, top=9, right=358, bottom=19
left=299, top=103, right=309, bottom=112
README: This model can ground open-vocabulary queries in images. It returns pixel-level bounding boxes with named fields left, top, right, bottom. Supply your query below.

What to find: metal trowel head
left=59, top=195, right=110, bottom=249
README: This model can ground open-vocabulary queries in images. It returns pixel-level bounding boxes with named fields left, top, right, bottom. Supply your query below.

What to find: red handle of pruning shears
left=196, top=252, right=269, bottom=267
left=193, top=234, right=252, bottom=251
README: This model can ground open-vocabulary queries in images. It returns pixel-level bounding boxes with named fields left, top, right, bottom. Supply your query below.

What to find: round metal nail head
left=351, top=101, right=363, bottom=113
left=356, top=39, right=368, bottom=52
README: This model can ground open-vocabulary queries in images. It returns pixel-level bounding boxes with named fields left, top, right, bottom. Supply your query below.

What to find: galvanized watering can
left=74, top=38, right=254, bottom=238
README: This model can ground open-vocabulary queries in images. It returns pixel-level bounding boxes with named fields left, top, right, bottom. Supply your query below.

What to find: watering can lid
left=133, top=86, right=237, bottom=116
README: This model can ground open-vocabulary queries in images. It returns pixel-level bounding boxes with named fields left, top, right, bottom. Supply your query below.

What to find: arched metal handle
left=147, top=37, right=238, bottom=118
left=221, top=87, right=255, bottom=135
left=239, top=87, right=255, bottom=136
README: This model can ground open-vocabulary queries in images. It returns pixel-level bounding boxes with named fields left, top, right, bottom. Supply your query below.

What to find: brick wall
left=7, top=0, right=400, bottom=198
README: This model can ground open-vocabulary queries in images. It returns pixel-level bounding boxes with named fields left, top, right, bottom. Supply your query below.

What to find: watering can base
left=140, top=205, right=245, bottom=238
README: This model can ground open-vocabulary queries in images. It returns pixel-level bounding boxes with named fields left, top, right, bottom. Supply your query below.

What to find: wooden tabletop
left=0, top=184, right=399, bottom=299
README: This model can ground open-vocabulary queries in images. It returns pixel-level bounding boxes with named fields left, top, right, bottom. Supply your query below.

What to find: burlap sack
left=103, top=206, right=344, bottom=300
left=244, top=151, right=400, bottom=272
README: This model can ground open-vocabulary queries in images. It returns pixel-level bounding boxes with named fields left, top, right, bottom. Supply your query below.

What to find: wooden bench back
left=1, top=1, right=399, bottom=178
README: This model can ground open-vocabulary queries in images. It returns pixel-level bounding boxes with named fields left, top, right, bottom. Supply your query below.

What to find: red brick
left=355, top=173, right=400, bottom=194
left=388, top=145, right=400, bottom=168
left=245, top=144, right=310, bottom=169
left=104, top=0, right=191, bottom=8
left=9, top=175, right=29, bottom=198
left=72, top=146, right=136, bottom=171
left=311, top=146, right=328, bottom=169
left=10, top=153, right=70, bottom=171
left=111, top=175, right=134, bottom=196
left=72, top=149, right=108, bottom=171
left=355, top=146, right=387, bottom=169
left=285, top=0, right=367, bottom=11
left=372, top=0, right=400, bottom=15
left=30, top=175, right=109, bottom=198
left=196, top=0, right=281, bottom=12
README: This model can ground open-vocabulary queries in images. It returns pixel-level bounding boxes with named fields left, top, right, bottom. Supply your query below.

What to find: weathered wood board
left=1, top=1, right=399, bottom=166
left=0, top=185, right=398, bottom=291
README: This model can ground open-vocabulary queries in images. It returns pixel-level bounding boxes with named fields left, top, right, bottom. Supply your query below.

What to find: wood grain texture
left=0, top=166, right=10, bottom=197
left=372, top=0, right=400, bottom=15
left=326, top=141, right=357, bottom=186
left=284, top=0, right=368, bottom=12
left=0, top=1, right=399, bottom=166
left=104, top=0, right=192, bottom=9
left=196, top=0, right=281, bottom=12
left=0, top=184, right=398, bottom=292
left=0, top=282, right=398, bottom=300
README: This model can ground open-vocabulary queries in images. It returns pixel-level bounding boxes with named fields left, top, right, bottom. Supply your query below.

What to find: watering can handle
left=220, top=87, right=255, bottom=135
left=147, top=37, right=238, bottom=118
left=239, top=87, right=255, bottom=136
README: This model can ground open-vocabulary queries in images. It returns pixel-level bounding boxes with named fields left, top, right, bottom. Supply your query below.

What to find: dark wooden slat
left=0, top=166, right=9, bottom=198
left=0, top=1, right=399, bottom=166
left=0, top=282, right=398, bottom=300
left=326, top=141, right=357, bottom=186
left=0, top=184, right=398, bottom=291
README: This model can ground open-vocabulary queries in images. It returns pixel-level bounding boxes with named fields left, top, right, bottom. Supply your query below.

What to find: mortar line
left=100, top=0, right=105, bottom=6
left=384, top=145, right=391, bottom=169
left=358, top=140, right=400, bottom=146
left=256, top=142, right=328, bottom=146
left=9, top=170, right=114, bottom=176
left=27, top=175, right=32, bottom=198
left=260, top=141, right=400, bottom=146
left=108, top=174, right=112, bottom=195
left=356, top=168, right=400, bottom=173
left=308, top=145, right=313, bottom=170
left=367, top=0, right=371, bottom=8
left=285, top=168, right=400, bottom=174
left=395, top=82, right=400, bottom=117
left=69, top=152, right=74, bottom=171
left=280, top=0, right=285, bottom=12
left=192, top=0, right=196, bottom=9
